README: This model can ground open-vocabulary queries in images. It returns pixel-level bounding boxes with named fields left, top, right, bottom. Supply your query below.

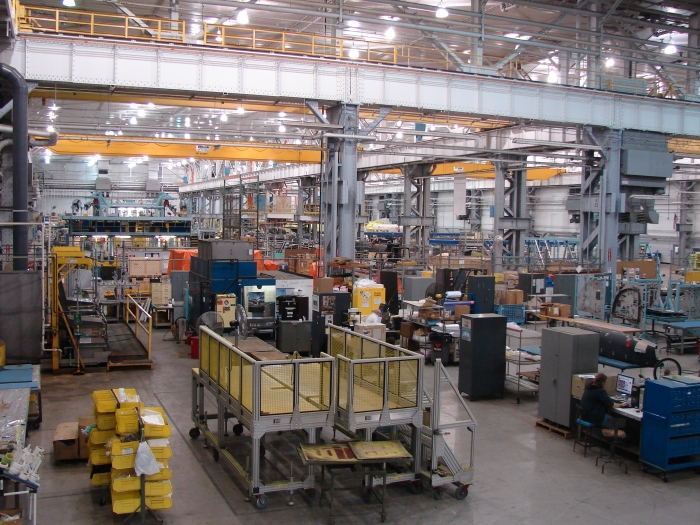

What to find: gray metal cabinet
left=539, top=327, right=599, bottom=428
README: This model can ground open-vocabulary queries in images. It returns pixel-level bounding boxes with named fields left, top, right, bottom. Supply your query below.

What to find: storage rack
left=190, top=326, right=336, bottom=509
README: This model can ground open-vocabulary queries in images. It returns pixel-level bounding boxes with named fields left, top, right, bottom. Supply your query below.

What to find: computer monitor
left=616, top=374, right=634, bottom=396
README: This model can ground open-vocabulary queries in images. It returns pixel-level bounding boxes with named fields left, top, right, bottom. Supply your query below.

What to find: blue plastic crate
left=495, top=304, right=526, bottom=325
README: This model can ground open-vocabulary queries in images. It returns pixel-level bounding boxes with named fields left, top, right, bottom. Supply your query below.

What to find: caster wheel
left=455, top=484, right=469, bottom=500
left=260, top=445, right=266, bottom=458
left=232, top=424, right=244, bottom=436
left=255, top=495, right=268, bottom=509
left=99, top=496, right=108, bottom=506
left=381, top=514, right=387, bottom=523
left=189, top=427, right=200, bottom=439
left=212, top=448, right=219, bottom=462
left=409, top=481, right=423, bottom=494
left=642, top=466, right=648, bottom=473
left=31, top=421, right=41, bottom=431
left=304, top=488, right=316, bottom=504
left=432, top=487, right=443, bottom=500
left=663, top=475, right=668, bottom=483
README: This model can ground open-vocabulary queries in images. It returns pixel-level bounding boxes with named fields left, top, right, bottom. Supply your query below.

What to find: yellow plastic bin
left=115, top=407, right=172, bottom=438
left=92, top=389, right=140, bottom=413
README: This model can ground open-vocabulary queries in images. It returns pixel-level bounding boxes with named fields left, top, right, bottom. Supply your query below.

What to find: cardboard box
left=400, top=322, right=417, bottom=339
left=418, top=307, right=441, bottom=320
left=454, top=305, right=471, bottom=318
left=548, top=303, right=571, bottom=318
left=54, top=422, right=80, bottom=461
left=356, top=323, right=386, bottom=341
left=315, top=277, right=334, bottom=293
left=506, top=289, right=524, bottom=305
left=78, top=416, right=95, bottom=460
left=572, top=374, right=619, bottom=399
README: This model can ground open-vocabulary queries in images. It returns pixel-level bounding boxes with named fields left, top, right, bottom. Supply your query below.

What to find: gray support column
left=588, top=2, right=598, bottom=89
left=493, top=163, right=506, bottom=271
left=399, top=165, right=435, bottom=260
left=322, top=104, right=359, bottom=265
left=453, top=174, right=467, bottom=226
left=402, top=169, right=413, bottom=251
left=677, top=181, right=695, bottom=268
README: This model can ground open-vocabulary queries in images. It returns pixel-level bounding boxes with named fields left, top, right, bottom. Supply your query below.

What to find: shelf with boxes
left=86, top=388, right=173, bottom=514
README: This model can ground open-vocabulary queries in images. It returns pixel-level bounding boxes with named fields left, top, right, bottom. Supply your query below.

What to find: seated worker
left=580, top=373, right=629, bottom=438
left=365, top=307, right=383, bottom=324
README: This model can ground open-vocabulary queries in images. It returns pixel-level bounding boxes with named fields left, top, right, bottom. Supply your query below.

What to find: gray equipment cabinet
left=538, top=327, right=599, bottom=428
left=458, top=314, right=507, bottom=400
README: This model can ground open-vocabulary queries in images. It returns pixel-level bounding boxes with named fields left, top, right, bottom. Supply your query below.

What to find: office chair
left=573, top=406, right=600, bottom=458
left=596, top=417, right=628, bottom=474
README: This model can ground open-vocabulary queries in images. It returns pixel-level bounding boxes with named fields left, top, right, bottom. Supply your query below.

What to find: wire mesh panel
left=260, top=364, right=295, bottom=415
left=346, top=332, right=361, bottom=359
left=361, top=339, right=380, bottom=359
left=241, top=360, right=253, bottom=412
left=219, top=345, right=230, bottom=391
left=229, top=351, right=241, bottom=401
left=353, top=362, right=385, bottom=412
left=209, top=337, right=219, bottom=383
left=388, top=360, right=418, bottom=408
left=329, top=327, right=345, bottom=358
left=338, top=359, right=349, bottom=411
left=200, top=331, right=210, bottom=375
left=297, top=361, right=331, bottom=412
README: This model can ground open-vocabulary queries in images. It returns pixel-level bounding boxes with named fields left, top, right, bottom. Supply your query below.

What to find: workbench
left=660, top=320, right=700, bottom=357
left=541, top=316, right=644, bottom=334
left=236, top=336, right=287, bottom=361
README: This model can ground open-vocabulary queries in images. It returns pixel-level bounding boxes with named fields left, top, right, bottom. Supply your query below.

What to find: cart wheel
left=31, top=421, right=41, bottom=430
left=232, top=423, right=244, bottom=436
left=304, top=488, right=316, bottom=504
left=212, top=448, right=219, bottom=462
left=99, top=495, right=108, bottom=506
left=455, top=484, right=469, bottom=500
left=409, top=480, right=423, bottom=494
left=432, top=487, right=443, bottom=500
left=663, top=474, right=668, bottom=483
left=189, top=427, right=200, bottom=439
left=255, top=495, right=268, bottom=509
left=653, top=358, right=682, bottom=379
left=260, top=445, right=266, bottom=458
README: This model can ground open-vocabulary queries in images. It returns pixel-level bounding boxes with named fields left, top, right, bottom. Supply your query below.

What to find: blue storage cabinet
left=640, top=379, right=700, bottom=480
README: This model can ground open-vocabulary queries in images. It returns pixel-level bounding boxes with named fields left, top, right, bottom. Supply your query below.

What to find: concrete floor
left=31, top=330, right=700, bottom=525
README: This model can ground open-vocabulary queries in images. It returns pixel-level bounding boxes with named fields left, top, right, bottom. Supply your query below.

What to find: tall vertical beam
left=322, top=103, right=359, bottom=265
left=493, top=163, right=506, bottom=270
left=493, top=162, right=530, bottom=269
left=688, top=13, right=699, bottom=98
left=399, top=164, right=435, bottom=259
left=677, top=180, right=695, bottom=267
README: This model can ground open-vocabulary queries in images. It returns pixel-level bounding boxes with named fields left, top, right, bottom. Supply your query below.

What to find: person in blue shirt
left=580, top=373, right=628, bottom=438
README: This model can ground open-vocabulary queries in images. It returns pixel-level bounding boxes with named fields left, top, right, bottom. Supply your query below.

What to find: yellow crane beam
left=374, top=163, right=566, bottom=180
left=50, top=136, right=323, bottom=163
left=668, top=137, right=700, bottom=155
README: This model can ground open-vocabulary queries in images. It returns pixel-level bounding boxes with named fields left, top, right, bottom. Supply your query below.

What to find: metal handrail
left=125, top=294, right=152, bottom=361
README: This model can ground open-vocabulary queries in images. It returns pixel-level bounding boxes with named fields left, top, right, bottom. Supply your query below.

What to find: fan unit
left=424, top=282, right=446, bottom=303
left=195, top=311, right=225, bottom=335
left=235, top=304, right=249, bottom=340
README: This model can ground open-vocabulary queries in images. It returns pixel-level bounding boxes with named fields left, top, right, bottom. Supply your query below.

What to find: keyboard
left=611, top=395, right=627, bottom=404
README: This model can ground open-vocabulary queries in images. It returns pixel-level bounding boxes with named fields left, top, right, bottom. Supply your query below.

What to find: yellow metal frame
left=50, top=247, right=93, bottom=372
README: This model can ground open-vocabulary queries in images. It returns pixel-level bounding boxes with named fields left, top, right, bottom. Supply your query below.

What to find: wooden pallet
left=535, top=419, right=573, bottom=439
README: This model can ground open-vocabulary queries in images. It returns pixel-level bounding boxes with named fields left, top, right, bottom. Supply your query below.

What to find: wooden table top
left=541, top=316, right=644, bottom=334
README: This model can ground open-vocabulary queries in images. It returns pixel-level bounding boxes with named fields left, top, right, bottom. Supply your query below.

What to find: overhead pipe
left=0, top=64, right=28, bottom=271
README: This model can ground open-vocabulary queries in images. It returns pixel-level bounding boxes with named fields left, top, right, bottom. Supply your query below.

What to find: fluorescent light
left=44, top=155, right=51, bottom=164
left=143, top=155, right=149, bottom=161
left=605, top=57, right=615, bottom=68
left=547, top=70, right=558, bottom=83
left=189, top=157, right=195, bottom=162
left=46, top=125, right=55, bottom=132
left=663, top=44, right=677, bottom=54
left=279, top=111, right=286, bottom=117
left=136, top=158, right=143, bottom=164
left=147, top=102, right=155, bottom=108
left=268, top=160, right=274, bottom=166
left=395, top=131, right=404, bottom=139
left=220, top=113, right=228, bottom=122
left=347, top=20, right=360, bottom=28
left=236, top=9, right=249, bottom=25
left=130, top=103, right=137, bottom=109
left=214, top=134, right=220, bottom=140
left=237, top=106, right=245, bottom=114
left=249, top=136, right=254, bottom=141
left=348, top=47, right=360, bottom=59
left=129, top=116, right=137, bottom=125
left=384, top=27, right=395, bottom=40
left=504, top=32, right=519, bottom=38
left=215, top=35, right=222, bottom=43
left=117, top=129, right=123, bottom=136
left=62, top=0, right=76, bottom=6
left=185, top=117, right=191, bottom=127
left=278, top=124, right=286, bottom=132
left=184, top=133, right=191, bottom=139
left=436, top=5, right=449, bottom=18
left=87, top=154, right=101, bottom=167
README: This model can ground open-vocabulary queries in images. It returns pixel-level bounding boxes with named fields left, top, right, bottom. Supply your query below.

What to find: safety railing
left=199, top=326, right=335, bottom=422
left=328, top=324, right=422, bottom=430
left=125, top=294, right=153, bottom=361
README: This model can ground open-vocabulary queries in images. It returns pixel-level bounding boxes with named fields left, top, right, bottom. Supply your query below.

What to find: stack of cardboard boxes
left=495, top=287, right=525, bottom=305
left=539, top=303, right=572, bottom=318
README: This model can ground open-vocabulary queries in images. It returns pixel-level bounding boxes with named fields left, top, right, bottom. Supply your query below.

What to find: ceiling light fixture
left=278, top=111, right=286, bottom=117
left=62, top=0, right=76, bottom=7
left=605, top=57, right=615, bottom=68
left=236, top=9, right=249, bottom=25
left=347, top=20, right=360, bottom=28
left=436, top=3, right=449, bottom=18
left=189, top=157, right=195, bottom=162
left=47, top=125, right=55, bottom=132
left=278, top=124, right=286, bottom=132
left=547, top=70, right=558, bottom=83
left=185, top=117, right=191, bottom=127
left=87, top=154, right=101, bottom=167
left=395, top=131, right=404, bottom=139
left=143, top=155, right=149, bottom=161
left=214, top=134, right=220, bottom=140
left=147, top=102, right=155, bottom=108
left=129, top=116, right=137, bottom=125
left=220, top=113, right=228, bottom=122
left=663, top=44, right=677, bottom=54
left=184, top=133, right=191, bottom=139
left=348, top=46, right=360, bottom=59
left=384, top=27, right=395, bottom=40
left=117, top=129, right=123, bottom=136
left=237, top=106, right=245, bottom=114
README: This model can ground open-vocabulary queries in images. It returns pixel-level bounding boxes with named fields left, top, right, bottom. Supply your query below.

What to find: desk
left=660, top=320, right=700, bottom=356
left=152, top=305, right=173, bottom=328
left=613, top=407, right=643, bottom=421
left=298, top=441, right=411, bottom=525
left=541, top=316, right=644, bottom=335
